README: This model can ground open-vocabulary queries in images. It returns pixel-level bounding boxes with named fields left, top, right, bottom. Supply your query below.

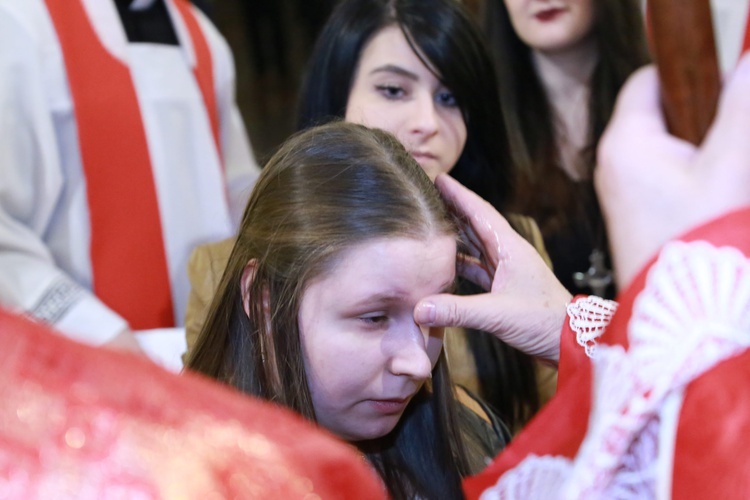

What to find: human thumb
left=414, top=293, right=506, bottom=335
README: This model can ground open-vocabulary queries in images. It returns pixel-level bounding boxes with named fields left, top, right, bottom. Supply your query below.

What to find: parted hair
left=187, top=122, right=474, bottom=499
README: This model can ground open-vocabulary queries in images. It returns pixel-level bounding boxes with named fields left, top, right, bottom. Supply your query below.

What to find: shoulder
left=0, top=0, right=57, bottom=48
left=456, top=385, right=511, bottom=472
left=185, top=3, right=234, bottom=76
left=457, top=385, right=492, bottom=425
left=188, top=237, right=234, bottom=281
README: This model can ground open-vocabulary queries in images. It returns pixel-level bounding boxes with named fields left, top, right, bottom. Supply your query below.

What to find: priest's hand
left=414, top=175, right=572, bottom=364
left=596, top=55, right=750, bottom=288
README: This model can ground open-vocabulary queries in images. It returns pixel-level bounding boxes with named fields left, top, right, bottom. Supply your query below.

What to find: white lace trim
left=566, top=295, right=618, bottom=358
left=481, top=240, right=750, bottom=499
left=478, top=455, right=571, bottom=500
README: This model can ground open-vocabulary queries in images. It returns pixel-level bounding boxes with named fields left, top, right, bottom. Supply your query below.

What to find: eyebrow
left=369, top=64, right=420, bottom=81
left=349, top=280, right=456, bottom=309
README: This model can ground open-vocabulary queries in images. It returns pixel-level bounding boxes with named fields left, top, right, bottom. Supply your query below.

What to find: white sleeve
left=197, top=8, right=260, bottom=228
left=0, top=4, right=127, bottom=345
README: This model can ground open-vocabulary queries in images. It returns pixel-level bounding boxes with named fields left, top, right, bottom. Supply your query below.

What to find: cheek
left=447, top=113, right=468, bottom=161
left=504, top=2, right=528, bottom=40
left=348, top=104, right=403, bottom=140
left=576, top=1, right=595, bottom=37
left=344, top=85, right=370, bottom=124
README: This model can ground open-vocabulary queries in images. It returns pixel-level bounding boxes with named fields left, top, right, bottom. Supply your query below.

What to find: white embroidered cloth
left=481, top=241, right=750, bottom=499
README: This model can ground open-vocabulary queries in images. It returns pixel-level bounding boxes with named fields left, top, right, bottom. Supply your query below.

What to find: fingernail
left=415, top=302, right=436, bottom=325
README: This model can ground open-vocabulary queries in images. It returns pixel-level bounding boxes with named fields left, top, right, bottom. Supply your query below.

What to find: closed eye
left=359, top=314, right=389, bottom=326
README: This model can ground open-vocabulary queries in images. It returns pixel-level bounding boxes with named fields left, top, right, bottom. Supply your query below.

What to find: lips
left=410, top=151, right=437, bottom=162
left=368, top=397, right=410, bottom=414
left=535, top=7, right=565, bottom=22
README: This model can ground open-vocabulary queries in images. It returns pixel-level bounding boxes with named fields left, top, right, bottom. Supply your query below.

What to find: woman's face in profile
left=345, top=25, right=468, bottom=180
left=503, top=0, right=594, bottom=54
left=297, top=235, right=456, bottom=442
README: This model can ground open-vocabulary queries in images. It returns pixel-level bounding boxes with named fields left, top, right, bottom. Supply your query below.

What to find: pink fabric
left=0, top=309, right=384, bottom=498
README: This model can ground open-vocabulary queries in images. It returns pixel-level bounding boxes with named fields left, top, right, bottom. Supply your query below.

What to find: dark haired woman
left=484, top=0, right=650, bottom=299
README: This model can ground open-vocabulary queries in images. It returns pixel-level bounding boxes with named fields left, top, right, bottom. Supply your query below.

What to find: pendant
left=572, top=249, right=613, bottom=297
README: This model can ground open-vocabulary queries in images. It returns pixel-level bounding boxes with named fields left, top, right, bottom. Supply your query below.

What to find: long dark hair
left=297, top=0, right=513, bottom=212
left=485, top=0, right=650, bottom=233
left=188, top=122, right=478, bottom=499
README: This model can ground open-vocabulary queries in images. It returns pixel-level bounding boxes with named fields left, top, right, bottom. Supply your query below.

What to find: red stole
left=43, top=0, right=220, bottom=329
left=463, top=207, right=750, bottom=499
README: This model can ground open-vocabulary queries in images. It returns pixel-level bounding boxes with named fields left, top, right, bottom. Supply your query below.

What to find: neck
left=532, top=39, right=599, bottom=180
left=532, top=38, right=598, bottom=102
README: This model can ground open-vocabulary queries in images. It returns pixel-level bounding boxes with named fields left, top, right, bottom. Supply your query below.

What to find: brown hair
left=188, top=122, right=474, bottom=498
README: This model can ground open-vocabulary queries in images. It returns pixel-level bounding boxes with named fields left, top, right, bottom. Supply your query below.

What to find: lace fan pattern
left=567, top=295, right=618, bottom=357
left=480, top=240, right=750, bottom=499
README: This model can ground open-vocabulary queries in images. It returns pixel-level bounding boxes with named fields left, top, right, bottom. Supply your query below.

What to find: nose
left=408, top=93, right=439, bottom=139
left=388, top=322, right=433, bottom=381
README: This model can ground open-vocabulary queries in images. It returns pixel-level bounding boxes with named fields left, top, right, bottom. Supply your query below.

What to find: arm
left=0, top=4, right=137, bottom=351
left=466, top=55, right=750, bottom=499
left=596, top=57, right=750, bottom=288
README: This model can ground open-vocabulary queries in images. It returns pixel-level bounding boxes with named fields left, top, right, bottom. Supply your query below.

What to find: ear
left=240, top=259, right=258, bottom=318
left=240, top=259, right=271, bottom=324
left=240, top=259, right=279, bottom=389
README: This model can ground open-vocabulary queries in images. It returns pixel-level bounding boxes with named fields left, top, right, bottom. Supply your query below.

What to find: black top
left=114, top=0, right=178, bottom=45
left=545, top=182, right=616, bottom=299
left=458, top=387, right=511, bottom=474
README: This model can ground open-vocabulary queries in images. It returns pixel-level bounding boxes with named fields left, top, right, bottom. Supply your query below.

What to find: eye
left=359, top=314, right=389, bottom=326
left=375, top=84, right=407, bottom=100
left=435, top=90, right=458, bottom=108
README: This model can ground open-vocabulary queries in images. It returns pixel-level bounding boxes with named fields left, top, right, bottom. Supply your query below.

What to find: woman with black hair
left=484, top=0, right=651, bottom=299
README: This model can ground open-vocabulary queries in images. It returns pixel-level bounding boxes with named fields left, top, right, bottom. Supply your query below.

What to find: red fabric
left=44, top=0, right=174, bottom=329
left=673, top=350, right=750, bottom=498
left=557, top=295, right=596, bottom=386
left=172, top=0, right=222, bottom=163
left=743, top=3, right=750, bottom=55
left=0, top=308, right=384, bottom=498
left=464, top=207, right=750, bottom=499
left=463, top=315, right=593, bottom=498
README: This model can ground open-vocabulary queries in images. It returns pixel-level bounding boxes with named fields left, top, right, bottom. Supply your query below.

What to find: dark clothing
left=459, top=387, right=511, bottom=474
left=114, top=0, right=179, bottom=45
left=544, top=182, right=616, bottom=300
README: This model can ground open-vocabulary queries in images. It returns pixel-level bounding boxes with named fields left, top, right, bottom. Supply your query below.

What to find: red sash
left=173, top=0, right=222, bottom=162
left=44, top=0, right=220, bottom=329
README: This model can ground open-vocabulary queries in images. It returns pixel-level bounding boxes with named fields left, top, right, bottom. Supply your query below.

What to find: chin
left=340, top=418, right=400, bottom=443
left=421, top=163, right=451, bottom=181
